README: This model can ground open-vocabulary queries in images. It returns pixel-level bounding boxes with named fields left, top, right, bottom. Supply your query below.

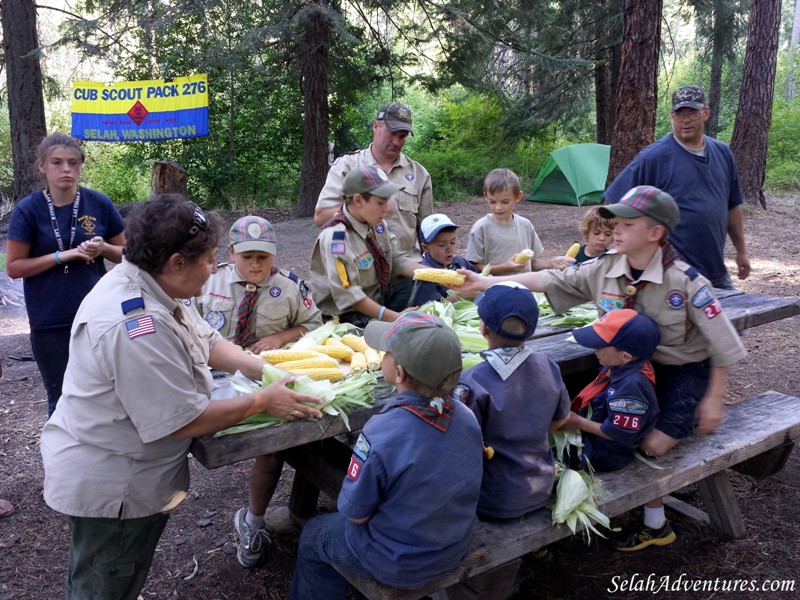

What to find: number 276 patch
left=703, top=299, right=722, bottom=320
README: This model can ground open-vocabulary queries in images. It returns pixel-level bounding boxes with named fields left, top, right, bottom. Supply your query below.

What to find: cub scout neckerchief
left=571, top=361, right=656, bottom=413
left=401, top=396, right=455, bottom=432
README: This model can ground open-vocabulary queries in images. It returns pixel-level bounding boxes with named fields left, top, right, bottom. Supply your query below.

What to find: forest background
left=1, top=0, right=799, bottom=218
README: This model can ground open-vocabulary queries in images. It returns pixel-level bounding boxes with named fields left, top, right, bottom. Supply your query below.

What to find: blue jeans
left=289, top=513, right=371, bottom=600
left=30, top=326, right=71, bottom=417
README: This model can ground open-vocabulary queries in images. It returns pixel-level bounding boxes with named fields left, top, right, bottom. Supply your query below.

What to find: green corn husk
left=552, top=467, right=614, bottom=541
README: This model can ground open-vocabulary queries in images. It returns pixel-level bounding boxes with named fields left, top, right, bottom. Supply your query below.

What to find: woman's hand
left=253, top=377, right=324, bottom=420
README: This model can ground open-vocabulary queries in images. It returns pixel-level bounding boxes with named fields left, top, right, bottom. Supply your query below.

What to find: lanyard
left=44, top=188, right=81, bottom=274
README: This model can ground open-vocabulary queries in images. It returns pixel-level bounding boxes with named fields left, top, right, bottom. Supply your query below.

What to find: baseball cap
left=671, top=85, right=706, bottom=111
left=229, top=216, right=277, bottom=254
left=599, top=185, right=680, bottom=231
left=573, top=309, right=661, bottom=358
left=420, top=213, right=458, bottom=244
left=364, top=312, right=462, bottom=388
left=343, top=164, right=405, bottom=199
left=475, top=281, right=539, bottom=340
left=376, top=102, right=414, bottom=134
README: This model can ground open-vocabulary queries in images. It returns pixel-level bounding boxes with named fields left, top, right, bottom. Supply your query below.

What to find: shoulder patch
left=608, top=398, right=648, bottom=415
left=691, top=285, right=715, bottom=308
left=353, top=433, right=371, bottom=461
left=666, top=290, right=686, bottom=309
left=685, top=266, right=700, bottom=280
left=121, top=297, right=145, bottom=315
left=125, top=315, right=156, bottom=339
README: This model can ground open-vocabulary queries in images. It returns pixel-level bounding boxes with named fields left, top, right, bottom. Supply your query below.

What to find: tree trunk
left=606, top=0, right=662, bottom=185
left=705, top=0, right=727, bottom=138
left=595, top=44, right=621, bottom=145
left=296, top=1, right=330, bottom=218
left=729, top=0, right=781, bottom=209
left=2, top=0, right=48, bottom=201
left=151, top=161, right=188, bottom=197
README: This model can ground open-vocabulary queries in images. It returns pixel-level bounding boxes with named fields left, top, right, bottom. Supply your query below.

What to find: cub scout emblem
left=666, top=290, right=686, bottom=309
left=375, top=224, right=385, bottom=235
left=405, top=173, right=414, bottom=181
left=269, top=286, right=281, bottom=298
left=206, top=311, right=225, bottom=329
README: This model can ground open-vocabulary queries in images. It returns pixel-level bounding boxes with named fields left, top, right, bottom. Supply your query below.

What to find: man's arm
left=727, top=205, right=750, bottom=280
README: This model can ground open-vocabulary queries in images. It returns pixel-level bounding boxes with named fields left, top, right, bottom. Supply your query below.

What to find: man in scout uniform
left=310, top=164, right=420, bottom=327
left=196, top=215, right=322, bottom=569
left=313, top=102, right=432, bottom=308
left=453, top=185, right=747, bottom=550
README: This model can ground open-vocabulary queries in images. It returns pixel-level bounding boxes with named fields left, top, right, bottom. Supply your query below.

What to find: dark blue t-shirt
left=604, top=134, right=743, bottom=288
left=411, top=253, right=476, bottom=306
left=8, top=188, right=124, bottom=330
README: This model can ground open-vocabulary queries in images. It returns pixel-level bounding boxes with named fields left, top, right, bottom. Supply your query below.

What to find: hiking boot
left=612, top=519, right=676, bottom=552
left=233, top=508, right=271, bottom=568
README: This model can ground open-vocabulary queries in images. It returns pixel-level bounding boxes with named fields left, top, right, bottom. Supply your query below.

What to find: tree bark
left=595, top=44, right=621, bottom=145
left=705, top=0, right=727, bottom=138
left=2, top=0, right=48, bottom=201
left=296, top=1, right=330, bottom=218
left=151, top=161, right=188, bottom=197
left=606, top=0, right=662, bottom=185
left=787, top=0, right=800, bottom=99
left=729, top=0, right=781, bottom=209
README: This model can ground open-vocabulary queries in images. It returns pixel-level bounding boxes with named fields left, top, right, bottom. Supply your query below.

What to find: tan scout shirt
left=539, top=248, right=747, bottom=367
left=197, top=264, right=322, bottom=342
left=41, top=259, right=221, bottom=519
left=315, top=147, right=433, bottom=260
left=310, top=206, right=416, bottom=316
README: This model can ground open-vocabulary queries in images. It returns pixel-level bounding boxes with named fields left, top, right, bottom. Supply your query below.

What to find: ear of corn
left=259, top=349, right=327, bottom=364
left=324, top=337, right=355, bottom=359
left=565, top=242, right=581, bottom=259
left=350, top=352, right=368, bottom=373
left=514, top=249, right=534, bottom=264
left=412, top=268, right=466, bottom=286
left=286, top=367, right=346, bottom=382
left=341, top=333, right=370, bottom=353
left=364, top=348, right=382, bottom=371
left=276, top=355, right=340, bottom=370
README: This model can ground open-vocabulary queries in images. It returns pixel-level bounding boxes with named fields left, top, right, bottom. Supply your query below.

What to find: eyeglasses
left=672, top=109, right=703, bottom=122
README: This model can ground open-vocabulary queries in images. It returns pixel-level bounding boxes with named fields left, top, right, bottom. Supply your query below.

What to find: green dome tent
left=527, top=143, right=610, bottom=206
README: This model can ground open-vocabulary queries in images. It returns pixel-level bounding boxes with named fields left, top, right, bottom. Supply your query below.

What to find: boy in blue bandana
left=290, top=312, right=483, bottom=598
left=455, top=282, right=571, bottom=520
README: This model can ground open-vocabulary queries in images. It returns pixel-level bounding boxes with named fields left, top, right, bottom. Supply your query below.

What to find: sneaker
left=233, top=507, right=271, bottom=568
left=612, top=519, right=676, bottom=552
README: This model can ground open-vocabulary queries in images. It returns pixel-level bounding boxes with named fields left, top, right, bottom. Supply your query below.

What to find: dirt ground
left=1, top=196, right=799, bottom=600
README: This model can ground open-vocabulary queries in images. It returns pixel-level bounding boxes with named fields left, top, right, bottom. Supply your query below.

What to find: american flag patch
left=125, top=315, right=156, bottom=339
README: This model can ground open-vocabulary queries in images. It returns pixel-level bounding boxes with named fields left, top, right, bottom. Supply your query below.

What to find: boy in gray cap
left=289, top=312, right=483, bottom=598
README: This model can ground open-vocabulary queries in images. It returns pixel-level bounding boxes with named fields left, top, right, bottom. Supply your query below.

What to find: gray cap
left=376, top=102, right=414, bottom=134
left=364, top=312, right=462, bottom=388
left=599, top=186, right=680, bottom=231
left=671, top=85, right=706, bottom=111
left=343, top=164, right=405, bottom=199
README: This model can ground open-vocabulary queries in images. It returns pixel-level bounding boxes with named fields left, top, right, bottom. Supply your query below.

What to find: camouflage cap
left=376, top=102, right=414, bottom=134
left=671, top=85, right=706, bottom=111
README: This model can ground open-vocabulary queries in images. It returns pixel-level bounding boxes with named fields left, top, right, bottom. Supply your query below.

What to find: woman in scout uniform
left=310, top=164, right=420, bottom=327
left=6, top=133, right=125, bottom=416
left=196, top=215, right=322, bottom=569
left=40, top=196, right=322, bottom=599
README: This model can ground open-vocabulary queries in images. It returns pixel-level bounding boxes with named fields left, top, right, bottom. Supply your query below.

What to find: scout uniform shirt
left=538, top=247, right=747, bottom=367
left=310, top=205, right=417, bottom=316
left=41, top=259, right=220, bottom=519
left=315, top=147, right=433, bottom=260
left=197, top=264, right=322, bottom=341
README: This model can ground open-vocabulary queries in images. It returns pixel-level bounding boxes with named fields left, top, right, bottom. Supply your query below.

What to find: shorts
left=569, top=434, right=633, bottom=473
left=652, top=360, right=711, bottom=440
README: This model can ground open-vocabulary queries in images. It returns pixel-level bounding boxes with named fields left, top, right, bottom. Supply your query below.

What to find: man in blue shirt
left=604, top=85, right=750, bottom=289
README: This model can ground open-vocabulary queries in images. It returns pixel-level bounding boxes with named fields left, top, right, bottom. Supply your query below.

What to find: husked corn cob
left=565, top=242, right=581, bottom=259
left=324, top=337, right=355, bottom=360
left=341, top=333, right=370, bottom=353
left=412, top=268, right=465, bottom=286
left=350, top=352, right=368, bottom=373
left=364, top=348, right=382, bottom=371
left=514, top=249, right=534, bottom=264
left=287, top=367, right=346, bottom=382
left=260, top=349, right=326, bottom=364
left=276, top=355, right=340, bottom=370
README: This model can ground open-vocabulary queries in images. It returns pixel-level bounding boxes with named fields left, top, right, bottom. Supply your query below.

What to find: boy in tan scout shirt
left=197, top=215, right=322, bottom=569
left=310, top=164, right=420, bottom=327
left=454, top=185, right=747, bottom=551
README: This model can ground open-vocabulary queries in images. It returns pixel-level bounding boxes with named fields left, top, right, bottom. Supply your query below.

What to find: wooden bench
left=335, top=391, right=800, bottom=600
